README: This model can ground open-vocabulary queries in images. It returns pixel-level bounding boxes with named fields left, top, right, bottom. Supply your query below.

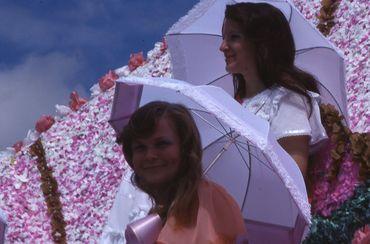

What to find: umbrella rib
left=190, top=110, right=228, bottom=136
left=233, top=139, right=258, bottom=149
left=166, top=33, right=222, bottom=38
left=233, top=141, right=251, bottom=171
left=206, top=73, right=230, bottom=85
left=202, top=133, right=235, bottom=152
left=234, top=141, right=275, bottom=172
left=203, top=136, right=237, bottom=174
left=296, top=46, right=339, bottom=54
left=317, top=83, right=348, bottom=126
left=190, top=108, right=232, bottom=137
left=214, top=117, right=230, bottom=135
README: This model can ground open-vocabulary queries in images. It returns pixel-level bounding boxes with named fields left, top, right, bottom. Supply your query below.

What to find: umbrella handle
left=203, top=137, right=236, bottom=174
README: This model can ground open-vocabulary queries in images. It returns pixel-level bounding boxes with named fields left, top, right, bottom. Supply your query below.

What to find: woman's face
left=219, top=19, right=257, bottom=77
left=131, top=117, right=182, bottom=187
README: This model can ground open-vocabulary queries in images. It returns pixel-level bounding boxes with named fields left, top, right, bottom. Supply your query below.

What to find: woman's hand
left=278, top=135, right=310, bottom=178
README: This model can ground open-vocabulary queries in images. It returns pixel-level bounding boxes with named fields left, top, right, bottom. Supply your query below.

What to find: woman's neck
left=151, top=186, right=172, bottom=206
left=242, top=73, right=266, bottom=98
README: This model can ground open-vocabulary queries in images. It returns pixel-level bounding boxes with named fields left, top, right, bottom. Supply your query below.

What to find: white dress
left=241, top=86, right=327, bottom=148
left=99, top=172, right=151, bottom=244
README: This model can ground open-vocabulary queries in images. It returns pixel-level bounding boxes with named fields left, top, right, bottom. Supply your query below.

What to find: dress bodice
left=241, top=86, right=328, bottom=146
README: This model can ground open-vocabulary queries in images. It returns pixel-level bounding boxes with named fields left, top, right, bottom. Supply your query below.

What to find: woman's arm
left=278, top=135, right=310, bottom=178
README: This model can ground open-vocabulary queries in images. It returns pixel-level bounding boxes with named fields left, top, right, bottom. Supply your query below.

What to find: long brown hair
left=225, top=3, right=319, bottom=112
left=117, top=101, right=203, bottom=227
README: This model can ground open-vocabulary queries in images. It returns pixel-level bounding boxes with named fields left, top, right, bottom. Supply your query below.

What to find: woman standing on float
left=220, top=2, right=327, bottom=178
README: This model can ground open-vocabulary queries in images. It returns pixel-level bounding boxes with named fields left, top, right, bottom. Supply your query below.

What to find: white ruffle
left=166, top=0, right=216, bottom=34
left=265, top=135, right=311, bottom=226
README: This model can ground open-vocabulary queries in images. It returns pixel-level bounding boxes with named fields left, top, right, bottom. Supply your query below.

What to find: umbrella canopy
left=166, top=0, right=348, bottom=124
left=109, top=76, right=311, bottom=243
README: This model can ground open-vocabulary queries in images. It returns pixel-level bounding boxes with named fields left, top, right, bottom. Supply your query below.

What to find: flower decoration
left=99, top=70, right=119, bottom=92
left=304, top=181, right=370, bottom=243
left=69, top=91, right=87, bottom=112
left=128, top=52, right=145, bottom=71
left=349, top=132, right=370, bottom=180
left=352, top=225, right=370, bottom=244
left=12, top=141, right=23, bottom=153
left=160, top=38, right=168, bottom=53
left=317, top=0, right=341, bottom=36
left=30, top=139, right=66, bottom=243
left=35, top=115, right=55, bottom=133
left=308, top=104, right=362, bottom=217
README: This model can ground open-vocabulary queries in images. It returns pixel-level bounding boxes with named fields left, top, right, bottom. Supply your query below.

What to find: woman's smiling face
left=219, top=19, right=257, bottom=77
left=131, top=117, right=182, bottom=187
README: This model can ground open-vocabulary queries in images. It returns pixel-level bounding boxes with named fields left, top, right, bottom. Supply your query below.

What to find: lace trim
left=266, top=138, right=312, bottom=225
left=166, top=0, right=216, bottom=34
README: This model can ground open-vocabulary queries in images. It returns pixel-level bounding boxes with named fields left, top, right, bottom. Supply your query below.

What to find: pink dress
left=157, top=180, right=247, bottom=244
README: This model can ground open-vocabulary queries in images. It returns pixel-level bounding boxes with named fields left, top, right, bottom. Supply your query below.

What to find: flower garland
left=320, top=104, right=350, bottom=180
left=317, top=0, right=341, bottom=36
left=30, top=139, right=66, bottom=243
left=304, top=180, right=370, bottom=243
left=349, top=132, right=370, bottom=181
left=308, top=104, right=364, bottom=217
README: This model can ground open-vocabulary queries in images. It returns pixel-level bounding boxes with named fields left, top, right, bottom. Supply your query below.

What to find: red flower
left=35, top=115, right=55, bottom=133
left=128, top=52, right=145, bottom=71
left=99, top=70, right=118, bottom=92
left=69, top=91, right=87, bottom=111
left=13, top=141, right=23, bottom=153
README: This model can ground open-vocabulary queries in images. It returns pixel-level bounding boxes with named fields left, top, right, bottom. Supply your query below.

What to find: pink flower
left=35, top=115, right=55, bottom=133
left=99, top=70, right=118, bottom=92
left=160, top=38, right=168, bottom=53
left=13, top=141, right=23, bottom=153
left=69, top=91, right=87, bottom=111
left=128, top=52, right=145, bottom=71
left=352, top=226, right=370, bottom=244
left=366, top=114, right=370, bottom=125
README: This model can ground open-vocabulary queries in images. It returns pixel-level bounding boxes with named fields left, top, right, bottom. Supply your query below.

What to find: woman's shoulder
left=199, top=179, right=240, bottom=207
left=198, top=179, right=246, bottom=239
left=272, top=86, right=320, bottom=107
left=199, top=179, right=230, bottom=195
left=270, top=86, right=327, bottom=145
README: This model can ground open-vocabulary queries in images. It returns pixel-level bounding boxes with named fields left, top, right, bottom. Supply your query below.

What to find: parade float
left=0, top=0, right=368, bottom=243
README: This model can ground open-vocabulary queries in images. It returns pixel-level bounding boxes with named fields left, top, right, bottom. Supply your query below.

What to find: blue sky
left=0, top=0, right=198, bottom=149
